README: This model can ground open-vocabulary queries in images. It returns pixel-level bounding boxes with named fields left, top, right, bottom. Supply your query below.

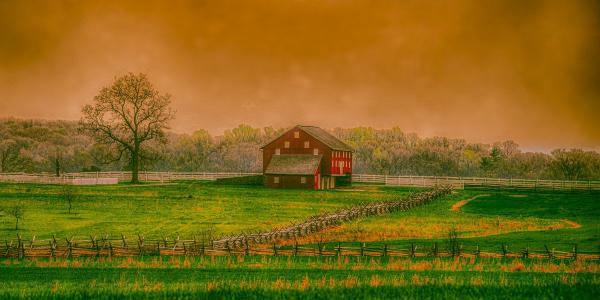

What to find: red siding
left=330, top=150, right=353, bottom=176
left=265, top=174, right=315, bottom=189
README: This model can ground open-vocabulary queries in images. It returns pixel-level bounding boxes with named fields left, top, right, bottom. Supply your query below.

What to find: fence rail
left=0, top=172, right=599, bottom=190
left=352, top=174, right=600, bottom=191
left=1, top=235, right=597, bottom=260
left=0, top=172, right=260, bottom=185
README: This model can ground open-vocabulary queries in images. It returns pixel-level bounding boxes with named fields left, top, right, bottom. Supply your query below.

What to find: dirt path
left=451, top=194, right=491, bottom=211
left=561, top=219, right=582, bottom=229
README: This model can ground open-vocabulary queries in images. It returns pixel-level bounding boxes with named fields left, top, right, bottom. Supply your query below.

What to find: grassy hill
left=0, top=182, right=597, bottom=252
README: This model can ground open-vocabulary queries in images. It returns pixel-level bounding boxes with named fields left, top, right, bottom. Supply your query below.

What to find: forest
left=0, top=118, right=598, bottom=180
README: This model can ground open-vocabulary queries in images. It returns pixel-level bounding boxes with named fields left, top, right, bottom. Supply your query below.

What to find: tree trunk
left=55, top=157, right=60, bottom=177
left=131, top=145, right=140, bottom=183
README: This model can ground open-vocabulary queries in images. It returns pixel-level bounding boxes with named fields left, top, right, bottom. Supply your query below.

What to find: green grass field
left=0, top=181, right=598, bottom=299
left=1, top=256, right=598, bottom=299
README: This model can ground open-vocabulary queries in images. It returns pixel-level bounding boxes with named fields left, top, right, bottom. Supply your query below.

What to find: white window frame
left=275, top=148, right=280, bottom=155
left=300, top=177, right=306, bottom=184
left=313, top=148, right=319, bottom=155
left=294, top=131, right=300, bottom=138
left=284, top=141, right=290, bottom=148
left=274, top=176, right=279, bottom=184
left=304, top=141, right=309, bottom=148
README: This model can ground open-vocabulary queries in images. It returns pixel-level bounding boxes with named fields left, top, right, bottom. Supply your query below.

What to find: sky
left=0, top=0, right=599, bottom=152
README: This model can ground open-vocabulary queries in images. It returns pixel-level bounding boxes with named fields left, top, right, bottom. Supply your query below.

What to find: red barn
left=261, top=125, right=353, bottom=189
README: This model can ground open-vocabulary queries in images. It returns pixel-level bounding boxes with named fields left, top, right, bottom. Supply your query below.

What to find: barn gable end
left=261, top=125, right=353, bottom=190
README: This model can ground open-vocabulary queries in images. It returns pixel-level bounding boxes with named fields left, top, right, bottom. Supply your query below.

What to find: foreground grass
left=1, top=256, right=598, bottom=299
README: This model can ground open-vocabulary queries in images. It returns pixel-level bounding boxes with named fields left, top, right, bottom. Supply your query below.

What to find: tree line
left=1, top=118, right=599, bottom=180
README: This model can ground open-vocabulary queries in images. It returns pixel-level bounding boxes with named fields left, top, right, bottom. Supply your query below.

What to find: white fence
left=0, top=172, right=599, bottom=190
left=351, top=174, right=600, bottom=191
left=0, top=172, right=260, bottom=185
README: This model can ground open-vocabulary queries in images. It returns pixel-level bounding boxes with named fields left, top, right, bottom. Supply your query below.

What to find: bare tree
left=10, top=204, right=25, bottom=230
left=550, top=149, right=590, bottom=180
left=80, top=73, right=175, bottom=183
left=60, top=184, right=76, bottom=214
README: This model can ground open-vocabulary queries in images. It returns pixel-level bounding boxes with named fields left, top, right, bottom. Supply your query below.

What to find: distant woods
left=0, top=119, right=599, bottom=180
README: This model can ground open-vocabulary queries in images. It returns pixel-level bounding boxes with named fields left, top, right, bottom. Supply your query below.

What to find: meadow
left=0, top=181, right=597, bottom=253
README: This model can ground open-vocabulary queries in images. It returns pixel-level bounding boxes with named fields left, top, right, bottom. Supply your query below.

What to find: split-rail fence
left=2, top=235, right=597, bottom=260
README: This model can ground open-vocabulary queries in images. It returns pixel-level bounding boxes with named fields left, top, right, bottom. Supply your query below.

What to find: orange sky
left=0, top=0, right=599, bottom=151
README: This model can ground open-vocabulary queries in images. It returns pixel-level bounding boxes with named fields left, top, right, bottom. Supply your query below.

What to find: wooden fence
left=2, top=235, right=597, bottom=260
left=0, top=172, right=599, bottom=190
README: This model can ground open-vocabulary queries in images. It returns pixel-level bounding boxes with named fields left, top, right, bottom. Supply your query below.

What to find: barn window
left=275, top=148, right=280, bottom=155
left=313, top=148, right=319, bottom=155
left=300, top=177, right=306, bottom=184
left=304, top=141, right=309, bottom=148
left=274, top=176, right=279, bottom=184
left=294, top=131, right=300, bottom=138
left=284, top=141, right=290, bottom=148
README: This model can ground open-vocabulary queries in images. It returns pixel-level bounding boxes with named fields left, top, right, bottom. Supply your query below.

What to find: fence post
left=337, top=242, right=341, bottom=257
left=383, top=244, right=388, bottom=257
left=409, top=243, right=415, bottom=258
left=475, top=245, right=480, bottom=258
left=360, top=242, right=365, bottom=256
left=572, top=244, right=577, bottom=260
left=49, top=240, right=55, bottom=258
left=544, top=245, right=553, bottom=259
left=293, top=241, right=298, bottom=256
left=66, top=238, right=72, bottom=258
left=523, top=246, right=529, bottom=259
left=273, top=243, right=277, bottom=256
left=17, top=235, right=23, bottom=259
left=137, top=235, right=144, bottom=256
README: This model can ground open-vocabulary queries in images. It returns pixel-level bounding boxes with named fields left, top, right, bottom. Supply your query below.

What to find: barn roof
left=260, top=125, right=353, bottom=152
left=264, top=154, right=322, bottom=175
left=297, top=126, right=353, bottom=152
